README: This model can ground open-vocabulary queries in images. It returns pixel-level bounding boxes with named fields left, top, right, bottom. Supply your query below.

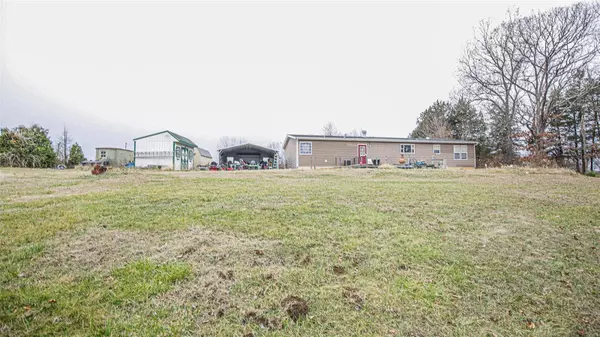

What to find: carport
left=217, top=143, right=279, bottom=168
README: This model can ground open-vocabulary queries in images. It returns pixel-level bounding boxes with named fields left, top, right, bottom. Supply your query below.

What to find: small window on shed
left=433, top=144, right=441, bottom=154
left=100, top=151, right=106, bottom=158
left=299, top=142, right=312, bottom=155
left=175, top=146, right=181, bottom=159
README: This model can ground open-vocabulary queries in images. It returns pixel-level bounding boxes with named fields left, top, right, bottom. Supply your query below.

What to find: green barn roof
left=134, top=130, right=198, bottom=148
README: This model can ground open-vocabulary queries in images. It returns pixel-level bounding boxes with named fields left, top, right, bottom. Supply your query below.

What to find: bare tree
left=56, top=126, right=72, bottom=165
left=218, top=136, right=247, bottom=149
left=458, top=17, right=524, bottom=163
left=346, top=129, right=367, bottom=137
left=266, top=141, right=281, bottom=150
left=423, top=114, right=453, bottom=139
left=347, top=129, right=361, bottom=137
left=321, top=122, right=340, bottom=136
left=510, top=3, right=599, bottom=157
left=267, top=141, right=284, bottom=167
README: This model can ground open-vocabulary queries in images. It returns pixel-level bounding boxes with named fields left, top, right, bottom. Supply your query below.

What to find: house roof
left=283, top=134, right=478, bottom=148
left=197, top=148, right=212, bottom=158
left=133, top=130, right=198, bottom=148
left=217, top=143, right=277, bottom=155
left=95, top=147, right=133, bottom=152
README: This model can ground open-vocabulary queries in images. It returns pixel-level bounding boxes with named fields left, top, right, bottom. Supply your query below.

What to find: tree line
left=0, top=124, right=86, bottom=168
left=411, top=2, right=600, bottom=173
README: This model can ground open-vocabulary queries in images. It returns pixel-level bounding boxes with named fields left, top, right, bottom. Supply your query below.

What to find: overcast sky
left=0, top=0, right=578, bottom=159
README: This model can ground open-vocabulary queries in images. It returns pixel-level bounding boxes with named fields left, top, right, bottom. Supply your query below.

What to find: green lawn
left=0, top=167, right=599, bottom=336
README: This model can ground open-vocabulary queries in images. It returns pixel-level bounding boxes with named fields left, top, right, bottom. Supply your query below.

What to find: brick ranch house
left=283, top=134, right=477, bottom=169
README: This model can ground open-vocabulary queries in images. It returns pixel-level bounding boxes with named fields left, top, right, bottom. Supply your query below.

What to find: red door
left=358, top=144, right=367, bottom=165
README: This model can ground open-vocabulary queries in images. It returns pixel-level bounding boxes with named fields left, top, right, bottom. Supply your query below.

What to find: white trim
left=453, top=145, right=468, bottom=160
left=357, top=144, right=368, bottom=164
left=283, top=134, right=298, bottom=149
left=299, top=141, right=313, bottom=155
left=288, top=135, right=477, bottom=145
left=399, top=144, right=415, bottom=154
left=296, top=140, right=299, bottom=168
left=357, top=143, right=368, bottom=155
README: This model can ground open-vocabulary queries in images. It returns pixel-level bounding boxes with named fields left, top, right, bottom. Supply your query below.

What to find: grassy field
left=0, top=167, right=599, bottom=336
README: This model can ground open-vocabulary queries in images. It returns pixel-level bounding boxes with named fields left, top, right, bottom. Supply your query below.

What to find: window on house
left=299, top=142, right=312, bottom=155
left=433, top=144, right=441, bottom=154
left=175, top=146, right=181, bottom=159
left=100, top=151, right=106, bottom=158
left=400, top=144, right=415, bottom=154
left=188, top=150, right=194, bottom=161
left=453, top=145, right=468, bottom=160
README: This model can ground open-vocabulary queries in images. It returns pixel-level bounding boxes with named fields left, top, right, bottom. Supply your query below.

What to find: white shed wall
left=135, top=132, right=176, bottom=169
left=173, top=144, right=194, bottom=170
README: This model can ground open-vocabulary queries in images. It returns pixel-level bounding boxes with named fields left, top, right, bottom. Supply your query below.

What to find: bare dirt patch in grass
left=281, top=295, right=309, bottom=322
left=5, top=171, right=154, bottom=203
left=21, top=226, right=296, bottom=334
left=12, top=185, right=116, bottom=202
left=36, top=226, right=287, bottom=278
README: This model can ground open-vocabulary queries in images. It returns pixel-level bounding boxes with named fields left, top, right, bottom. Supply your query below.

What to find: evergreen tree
left=68, top=143, right=86, bottom=166
left=447, top=98, right=486, bottom=141
left=448, top=98, right=490, bottom=165
left=551, top=71, right=600, bottom=172
left=410, top=101, right=452, bottom=139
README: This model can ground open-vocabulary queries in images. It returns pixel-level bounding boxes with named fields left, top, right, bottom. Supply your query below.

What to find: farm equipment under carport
left=209, top=162, right=220, bottom=171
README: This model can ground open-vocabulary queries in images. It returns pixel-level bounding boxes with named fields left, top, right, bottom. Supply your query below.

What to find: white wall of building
left=173, top=143, right=194, bottom=170
left=135, top=132, right=176, bottom=169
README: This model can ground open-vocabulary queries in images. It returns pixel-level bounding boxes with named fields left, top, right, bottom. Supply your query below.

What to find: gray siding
left=284, top=138, right=298, bottom=168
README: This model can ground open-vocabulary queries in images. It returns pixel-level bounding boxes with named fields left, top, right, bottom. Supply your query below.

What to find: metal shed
left=218, top=143, right=278, bottom=168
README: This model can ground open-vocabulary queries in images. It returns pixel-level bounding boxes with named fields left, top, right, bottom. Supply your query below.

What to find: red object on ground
left=91, top=164, right=107, bottom=175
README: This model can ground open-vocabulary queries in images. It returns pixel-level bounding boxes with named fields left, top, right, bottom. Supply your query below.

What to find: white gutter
left=291, top=136, right=477, bottom=145
left=296, top=140, right=299, bottom=169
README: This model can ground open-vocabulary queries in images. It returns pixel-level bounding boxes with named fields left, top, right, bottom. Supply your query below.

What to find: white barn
left=134, top=131, right=197, bottom=170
